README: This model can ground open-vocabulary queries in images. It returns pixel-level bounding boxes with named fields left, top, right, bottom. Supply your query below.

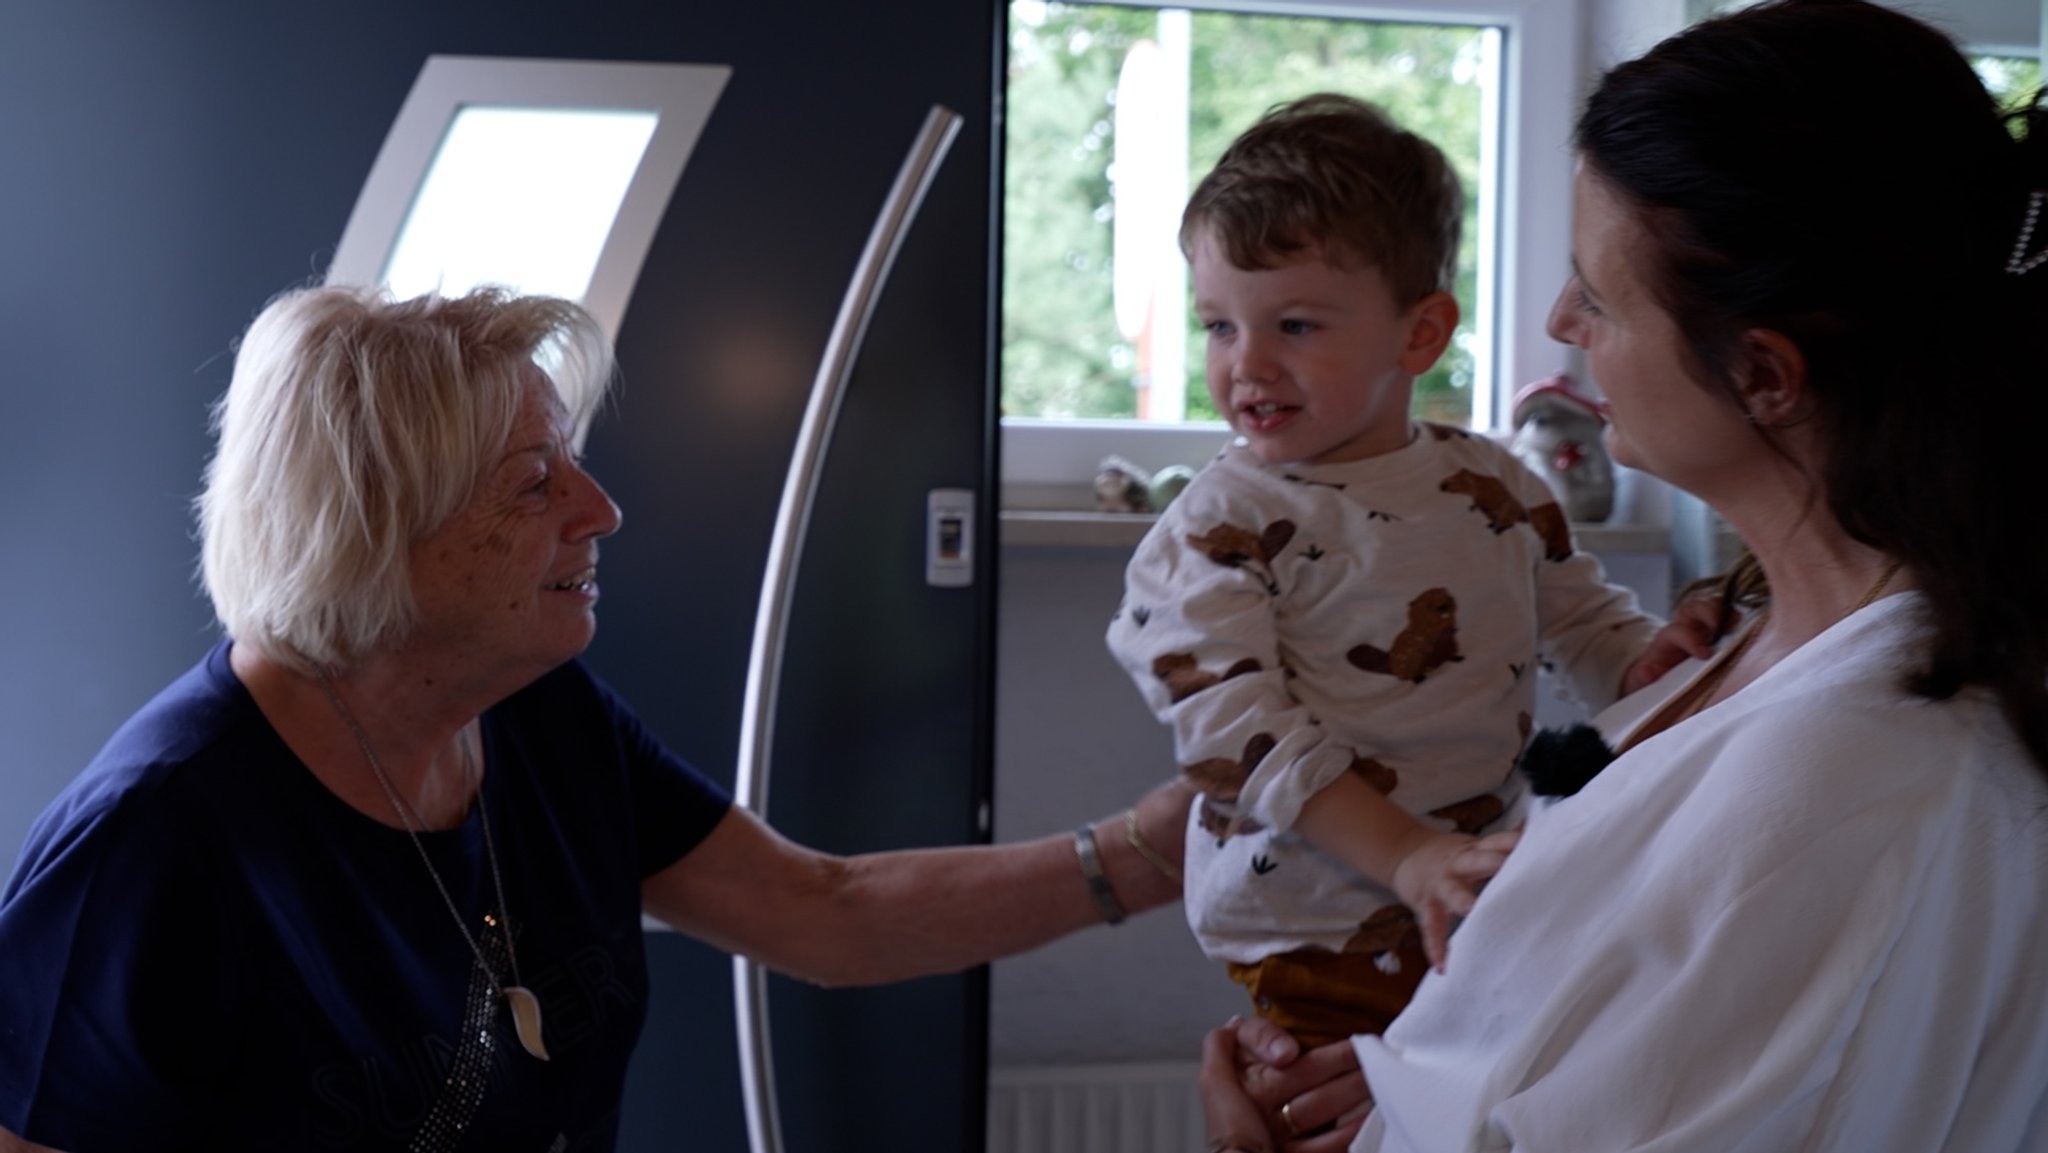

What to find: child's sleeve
left=1512, top=461, right=1661, bottom=713
left=1105, top=478, right=1359, bottom=832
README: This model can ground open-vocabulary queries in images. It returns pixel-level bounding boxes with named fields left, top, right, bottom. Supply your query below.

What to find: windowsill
left=1000, top=507, right=1673, bottom=554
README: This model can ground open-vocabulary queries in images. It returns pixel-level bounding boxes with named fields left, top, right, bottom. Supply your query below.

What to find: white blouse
left=1354, top=593, right=2048, bottom=1152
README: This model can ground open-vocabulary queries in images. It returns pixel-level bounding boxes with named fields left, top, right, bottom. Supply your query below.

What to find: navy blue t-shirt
left=0, top=642, right=732, bottom=1152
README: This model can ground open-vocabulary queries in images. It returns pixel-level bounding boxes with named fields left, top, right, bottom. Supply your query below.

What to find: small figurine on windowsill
left=1095, top=455, right=1152, bottom=513
left=1095, top=457, right=1198, bottom=513
left=1146, top=464, right=1195, bottom=510
left=1509, top=373, right=1615, bottom=523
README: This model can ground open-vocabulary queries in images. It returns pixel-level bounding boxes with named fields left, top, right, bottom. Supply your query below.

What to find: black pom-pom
left=1518, top=723, right=1618, bottom=798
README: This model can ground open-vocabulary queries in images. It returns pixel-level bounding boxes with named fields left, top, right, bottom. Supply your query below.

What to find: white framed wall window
left=999, top=0, right=1585, bottom=506
left=327, top=55, right=731, bottom=342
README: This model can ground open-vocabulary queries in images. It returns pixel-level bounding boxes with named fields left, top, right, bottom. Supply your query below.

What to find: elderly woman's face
left=1546, top=165, right=1745, bottom=489
left=406, top=365, right=622, bottom=685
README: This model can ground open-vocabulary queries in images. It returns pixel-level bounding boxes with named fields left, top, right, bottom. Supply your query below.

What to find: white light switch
left=926, top=488, right=975, bottom=588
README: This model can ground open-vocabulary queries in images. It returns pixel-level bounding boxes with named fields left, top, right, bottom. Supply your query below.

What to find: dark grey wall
left=1, top=6, right=363, bottom=861
left=2, top=2, right=999, bottom=1149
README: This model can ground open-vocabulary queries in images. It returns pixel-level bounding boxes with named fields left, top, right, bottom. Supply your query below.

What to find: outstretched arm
left=642, top=776, right=1193, bottom=987
left=1295, top=773, right=1519, bottom=972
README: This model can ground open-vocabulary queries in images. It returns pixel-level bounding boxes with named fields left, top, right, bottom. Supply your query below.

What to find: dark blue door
left=0, top=2, right=999, bottom=1150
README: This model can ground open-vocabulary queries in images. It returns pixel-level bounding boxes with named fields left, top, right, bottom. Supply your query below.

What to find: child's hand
left=1390, top=828, right=1521, bottom=972
left=1621, top=595, right=1724, bottom=695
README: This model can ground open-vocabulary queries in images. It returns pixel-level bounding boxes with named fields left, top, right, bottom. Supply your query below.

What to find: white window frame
left=326, top=55, right=731, bottom=342
left=1000, top=0, right=1584, bottom=506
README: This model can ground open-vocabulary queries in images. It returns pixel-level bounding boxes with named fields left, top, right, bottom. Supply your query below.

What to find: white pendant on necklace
left=505, top=985, right=550, bottom=1061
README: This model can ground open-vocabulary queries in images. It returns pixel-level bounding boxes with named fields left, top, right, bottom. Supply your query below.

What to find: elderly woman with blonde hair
left=0, top=284, right=1191, bottom=1152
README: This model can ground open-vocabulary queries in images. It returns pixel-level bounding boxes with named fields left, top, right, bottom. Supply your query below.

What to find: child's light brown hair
left=1180, top=92, right=1463, bottom=306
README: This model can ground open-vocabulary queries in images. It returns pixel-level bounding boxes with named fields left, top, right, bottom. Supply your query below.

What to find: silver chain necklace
left=314, top=669, right=550, bottom=1061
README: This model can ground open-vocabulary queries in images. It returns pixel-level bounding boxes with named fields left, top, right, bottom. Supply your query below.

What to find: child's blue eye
left=1203, top=320, right=1233, bottom=338
left=1572, top=282, right=1602, bottom=317
left=1280, top=319, right=1315, bottom=335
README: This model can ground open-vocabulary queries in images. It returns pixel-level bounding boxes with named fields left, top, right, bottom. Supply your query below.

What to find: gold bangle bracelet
left=1125, top=807, right=1182, bottom=883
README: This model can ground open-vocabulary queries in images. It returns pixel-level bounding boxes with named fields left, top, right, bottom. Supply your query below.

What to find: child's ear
left=1398, top=290, right=1460, bottom=374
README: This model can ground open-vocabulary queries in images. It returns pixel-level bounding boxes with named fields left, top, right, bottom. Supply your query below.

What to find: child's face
left=1191, top=230, right=1454, bottom=466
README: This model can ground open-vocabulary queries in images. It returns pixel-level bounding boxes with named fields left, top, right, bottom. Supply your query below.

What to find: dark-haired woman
left=1202, top=1, right=2048, bottom=1149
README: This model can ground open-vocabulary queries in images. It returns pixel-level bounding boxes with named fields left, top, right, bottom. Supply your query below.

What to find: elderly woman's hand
left=1200, top=1016, right=1370, bottom=1152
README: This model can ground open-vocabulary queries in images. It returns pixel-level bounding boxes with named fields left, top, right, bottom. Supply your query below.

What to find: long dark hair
left=1579, top=0, right=2048, bottom=772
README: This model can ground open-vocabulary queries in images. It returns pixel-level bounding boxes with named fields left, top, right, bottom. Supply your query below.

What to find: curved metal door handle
left=730, top=104, right=963, bottom=1153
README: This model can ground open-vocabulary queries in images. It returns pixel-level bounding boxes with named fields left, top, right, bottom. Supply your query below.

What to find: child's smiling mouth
left=1238, top=401, right=1300, bottom=431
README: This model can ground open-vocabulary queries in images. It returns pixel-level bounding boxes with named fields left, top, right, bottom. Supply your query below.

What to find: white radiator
left=986, top=1061, right=1205, bottom=1153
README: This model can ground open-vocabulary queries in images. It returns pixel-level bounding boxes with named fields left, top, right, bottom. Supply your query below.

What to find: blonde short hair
left=196, top=284, right=615, bottom=671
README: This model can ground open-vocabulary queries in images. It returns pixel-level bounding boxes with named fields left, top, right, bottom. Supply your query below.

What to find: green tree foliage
left=1003, top=5, right=1155, bottom=420
left=1003, top=2, right=1490, bottom=426
left=1975, top=54, right=2043, bottom=131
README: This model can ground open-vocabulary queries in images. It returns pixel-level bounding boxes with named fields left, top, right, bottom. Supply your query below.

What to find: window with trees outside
left=1001, top=2, right=1500, bottom=437
left=1976, top=54, right=2043, bottom=123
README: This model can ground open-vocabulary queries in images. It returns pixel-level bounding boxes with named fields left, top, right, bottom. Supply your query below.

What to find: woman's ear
left=1736, top=329, right=1810, bottom=427
left=1398, top=290, right=1461, bottom=375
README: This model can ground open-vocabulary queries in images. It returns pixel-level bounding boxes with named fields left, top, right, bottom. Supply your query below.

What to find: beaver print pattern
left=1183, top=732, right=1280, bottom=804
left=1441, top=467, right=1575, bottom=561
left=1153, top=651, right=1263, bottom=705
left=1527, top=498, right=1574, bottom=561
left=1187, top=519, right=1296, bottom=595
left=1439, top=468, right=1529, bottom=534
left=1343, top=904, right=1421, bottom=956
left=1105, top=432, right=1657, bottom=969
left=1350, top=755, right=1400, bottom=795
left=1348, top=587, right=1463, bottom=683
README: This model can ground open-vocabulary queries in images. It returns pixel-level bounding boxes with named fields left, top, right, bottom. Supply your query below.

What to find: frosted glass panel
left=381, top=105, right=659, bottom=301
left=329, top=57, right=729, bottom=338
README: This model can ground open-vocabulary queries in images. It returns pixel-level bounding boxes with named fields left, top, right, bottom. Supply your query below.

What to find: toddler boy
left=1109, top=94, right=1692, bottom=1047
